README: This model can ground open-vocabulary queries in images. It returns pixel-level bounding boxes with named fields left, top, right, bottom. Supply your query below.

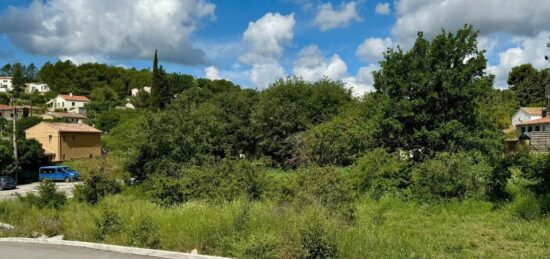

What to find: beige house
left=25, top=122, right=101, bottom=162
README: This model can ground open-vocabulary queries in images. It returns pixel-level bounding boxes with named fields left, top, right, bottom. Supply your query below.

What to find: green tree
left=150, top=50, right=171, bottom=109
left=508, top=64, right=543, bottom=106
left=11, top=63, right=26, bottom=97
left=373, top=25, right=498, bottom=160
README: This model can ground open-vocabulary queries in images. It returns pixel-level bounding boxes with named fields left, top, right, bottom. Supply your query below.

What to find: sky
left=0, top=0, right=549, bottom=95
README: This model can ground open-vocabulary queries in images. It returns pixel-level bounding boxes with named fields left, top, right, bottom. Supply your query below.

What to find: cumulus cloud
left=356, top=37, right=395, bottom=63
left=375, top=3, right=391, bottom=15
left=0, top=0, right=216, bottom=65
left=204, top=66, right=222, bottom=80
left=292, top=44, right=376, bottom=96
left=293, top=45, right=347, bottom=81
left=392, top=0, right=550, bottom=45
left=487, top=32, right=550, bottom=88
left=239, top=12, right=295, bottom=88
left=314, top=1, right=361, bottom=31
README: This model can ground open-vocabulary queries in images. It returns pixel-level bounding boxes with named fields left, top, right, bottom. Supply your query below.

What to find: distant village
left=1, top=76, right=150, bottom=162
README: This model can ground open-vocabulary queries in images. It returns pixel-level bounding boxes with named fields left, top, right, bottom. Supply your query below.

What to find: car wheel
left=65, top=177, right=70, bottom=182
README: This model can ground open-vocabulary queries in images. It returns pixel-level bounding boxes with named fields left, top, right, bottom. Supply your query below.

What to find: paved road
left=0, top=182, right=77, bottom=200
left=0, top=242, right=160, bottom=259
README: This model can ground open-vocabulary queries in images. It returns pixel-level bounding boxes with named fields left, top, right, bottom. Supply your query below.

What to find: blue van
left=39, top=166, right=80, bottom=182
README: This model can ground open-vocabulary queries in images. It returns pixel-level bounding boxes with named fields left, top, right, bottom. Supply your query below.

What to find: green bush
left=299, top=221, right=338, bottom=259
left=511, top=192, right=541, bottom=221
left=409, top=152, right=493, bottom=200
left=351, top=149, right=408, bottom=199
left=231, top=233, right=279, bottom=259
left=94, top=208, right=123, bottom=242
left=74, top=175, right=122, bottom=205
left=129, top=216, right=161, bottom=249
left=144, top=176, right=185, bottom=207
left=21, top=180, right=67, bottom=210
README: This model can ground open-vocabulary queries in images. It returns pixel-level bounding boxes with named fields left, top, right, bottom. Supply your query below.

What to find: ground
left=0, top=182, right=77, bottom=200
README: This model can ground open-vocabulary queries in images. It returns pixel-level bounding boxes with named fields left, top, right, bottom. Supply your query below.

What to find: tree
left=150, top=50, right=171, bottom=109
left=11, top=64, right=25, bottom=97
left=508, top=64, right=543, bottom=106
left=373, top=25, right=498, bottom=160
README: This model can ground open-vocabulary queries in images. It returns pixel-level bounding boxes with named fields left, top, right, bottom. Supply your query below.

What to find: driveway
left=0, top=182, right=78, bottom=200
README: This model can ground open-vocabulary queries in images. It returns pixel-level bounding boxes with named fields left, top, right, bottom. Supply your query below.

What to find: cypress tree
left=150, top=50, right=170, bottom=109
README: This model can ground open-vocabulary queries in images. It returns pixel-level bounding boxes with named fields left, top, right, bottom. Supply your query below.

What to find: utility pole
left=10, top=93, right=18, bottom=184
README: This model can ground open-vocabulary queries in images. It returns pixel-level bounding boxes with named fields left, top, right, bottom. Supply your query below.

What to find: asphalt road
left=0, top=182, right=77, bottom=200
left=0, top=242, right=161, bottom=259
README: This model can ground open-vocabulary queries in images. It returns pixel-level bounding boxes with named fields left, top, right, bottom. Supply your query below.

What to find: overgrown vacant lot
left=0, top=193, right=549, bottom=258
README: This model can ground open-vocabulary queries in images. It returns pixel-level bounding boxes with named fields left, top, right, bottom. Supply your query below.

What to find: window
left=521, top=127, right=526, bottom=133
left=48, top=135, right=52, bottom=143
left=528, top=126, right=533, bottom=132
left=62, top=102, right=65, bottom=108
left=72, top=102, right=75, bottom=106
left=72, top=135, right=75, bottom=141
left=62, top=154, right=66, bottom=160
left=536, top=126, right=540, bottom=131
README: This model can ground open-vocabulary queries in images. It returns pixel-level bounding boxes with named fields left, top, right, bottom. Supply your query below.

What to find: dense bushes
left=20, top=181, right=67, bottom=209
left=74, top=175, right=122, bottom=205
left=410, top=152, right=492, bottom=200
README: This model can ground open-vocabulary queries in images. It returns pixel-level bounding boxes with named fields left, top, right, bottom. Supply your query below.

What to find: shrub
left=74, top=175, right=122, bottom=205
left=409, top=152, right=493, bottom=200
left=299, top=221, right=338, bottom=259
left=351, top=149, right=408, bottom=199
left=144, top=176, right=185, bottom=207
left=21, top=180, right=67, bottom=209
left=94, top=208, right=123, bottom=242
left=130, top=216, right=161, bottom=249
left=295, top=167, right=355, bottom=220
left=231, top=233, right=279, bottom=259
left=511, top=192, right=541, bottom=221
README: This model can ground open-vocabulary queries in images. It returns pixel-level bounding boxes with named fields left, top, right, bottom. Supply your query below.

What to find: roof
left=0, top=77, right=12, bottom=79
left=0, top=104, right=11, bottom=111
left=59, top=95, right=91, bottom=102
left=27, top=122, right=101, bottom=133
left=516, top=116, right=550, bottom=126
left=44, top=112, right=87, bottom=119
left=520, top=107, right=544, bottom=115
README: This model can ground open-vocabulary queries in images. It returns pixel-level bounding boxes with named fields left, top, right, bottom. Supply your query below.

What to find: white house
left=47, top=94, right=91, bottom=114
left=131, top=86, right=151, bottom=96
left=0, top=77, right=12, bottom=93
left=41, top=111, right=87, bottom=124
left=25, top=83, right=50, bottom=94
left=512, top=107, right=544, bottom=126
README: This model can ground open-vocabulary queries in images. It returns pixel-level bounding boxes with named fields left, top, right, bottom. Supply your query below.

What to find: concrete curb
left=0, top=237, right=227, bottom=259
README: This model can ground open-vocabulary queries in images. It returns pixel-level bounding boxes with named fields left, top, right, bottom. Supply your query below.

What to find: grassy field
left=0, top=192, right=549, bottom=258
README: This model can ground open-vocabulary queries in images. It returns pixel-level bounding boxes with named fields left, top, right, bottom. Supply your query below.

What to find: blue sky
left=0, top=0, right=549, bottom=94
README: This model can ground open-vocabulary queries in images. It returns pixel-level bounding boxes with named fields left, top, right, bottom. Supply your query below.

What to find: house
left=0, top=77, right=12, bottom=93
left=25, top=122, right=101, bottom=162
left=25, top=83, right=50, bottom=94
left=131, top=86, right=151, bottom=96
left=41, top=111, right=87, bottom=124
left=0, top=104, right=24, bottom=121
left=47, top=93, right=91, bottom=114
left=512, top=107, right=544, bottom=126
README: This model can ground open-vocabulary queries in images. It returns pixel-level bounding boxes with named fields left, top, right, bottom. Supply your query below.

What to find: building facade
left=47, top=94, right=91, bottom=114
left=25, top=122, right=101, bottom=162
left=512, top=107, right=544, bottom=126
left=25, top=83, right=50, bottom=94
left=41, top=112, right=87, bottom=123
left=0, top=77, right=12, bottom=93
left=0, top=105, right=24, bottom=121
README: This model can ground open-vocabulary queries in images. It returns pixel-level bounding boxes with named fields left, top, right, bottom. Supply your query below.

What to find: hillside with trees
left=1, top=26, right=550, bottom=258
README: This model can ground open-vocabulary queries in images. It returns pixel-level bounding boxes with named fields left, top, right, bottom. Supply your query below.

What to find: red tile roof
left=59, top=95, right=91, bottom=102
left=516, top=116, right=550, bottom=126
left=40, top=122, right=101, bottom=133
left=0, top=105, right=11, bottom=111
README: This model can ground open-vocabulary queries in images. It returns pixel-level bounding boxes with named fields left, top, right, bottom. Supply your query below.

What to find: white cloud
left=240, top=13, right=295, bottom=65
left=292, top=44, right=376, bottom=96
left=314, top=1, right=361, bottom=31
left=487, top=32, right=550, bottom=88
left=204, top=66, right=222, bottom=80
left=293, top=45, right=347, bottom=81
left=356, top=37, right=395, bottom=63
left=0, top=0, right=216, bottom=65
left=250, top=62, right=286, bottom=89
left=392, top=0, right=550, bottom=45
left=375, top=3, right=391, bottom=15
left=239, top=12, right=295, bottom=88
left=59, top=55, right=101, bottom=65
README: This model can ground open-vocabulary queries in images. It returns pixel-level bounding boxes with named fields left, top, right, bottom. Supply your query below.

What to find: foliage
left=10, top=63, right=26, bottom=97
left=410, top=152, right=493, bottom=200
left=144, top=176, right=186, bottom=207
left=253, top=78, right=352, bottom=167
left=21, top=180, right=67, bottom=209
left=150, top=50, right=172, bottom=109
left=508, top=64, right=545, bottom=106
left=351, top=148, right=408, bottom=199
left=16, top=139, right=49, bottom=172
left=374, top=25, right=499, bottom=160
left=74, top=175, right=122, bottom=205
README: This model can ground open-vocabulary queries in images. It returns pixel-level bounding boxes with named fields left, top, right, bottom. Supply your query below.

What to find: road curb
left=0, top=237, right=226, bottom=259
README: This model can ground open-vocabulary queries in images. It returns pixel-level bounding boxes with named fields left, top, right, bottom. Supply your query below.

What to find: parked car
left=0, top=176, right=16, bottom=191
left=39, top=166, right=80, bottom=182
